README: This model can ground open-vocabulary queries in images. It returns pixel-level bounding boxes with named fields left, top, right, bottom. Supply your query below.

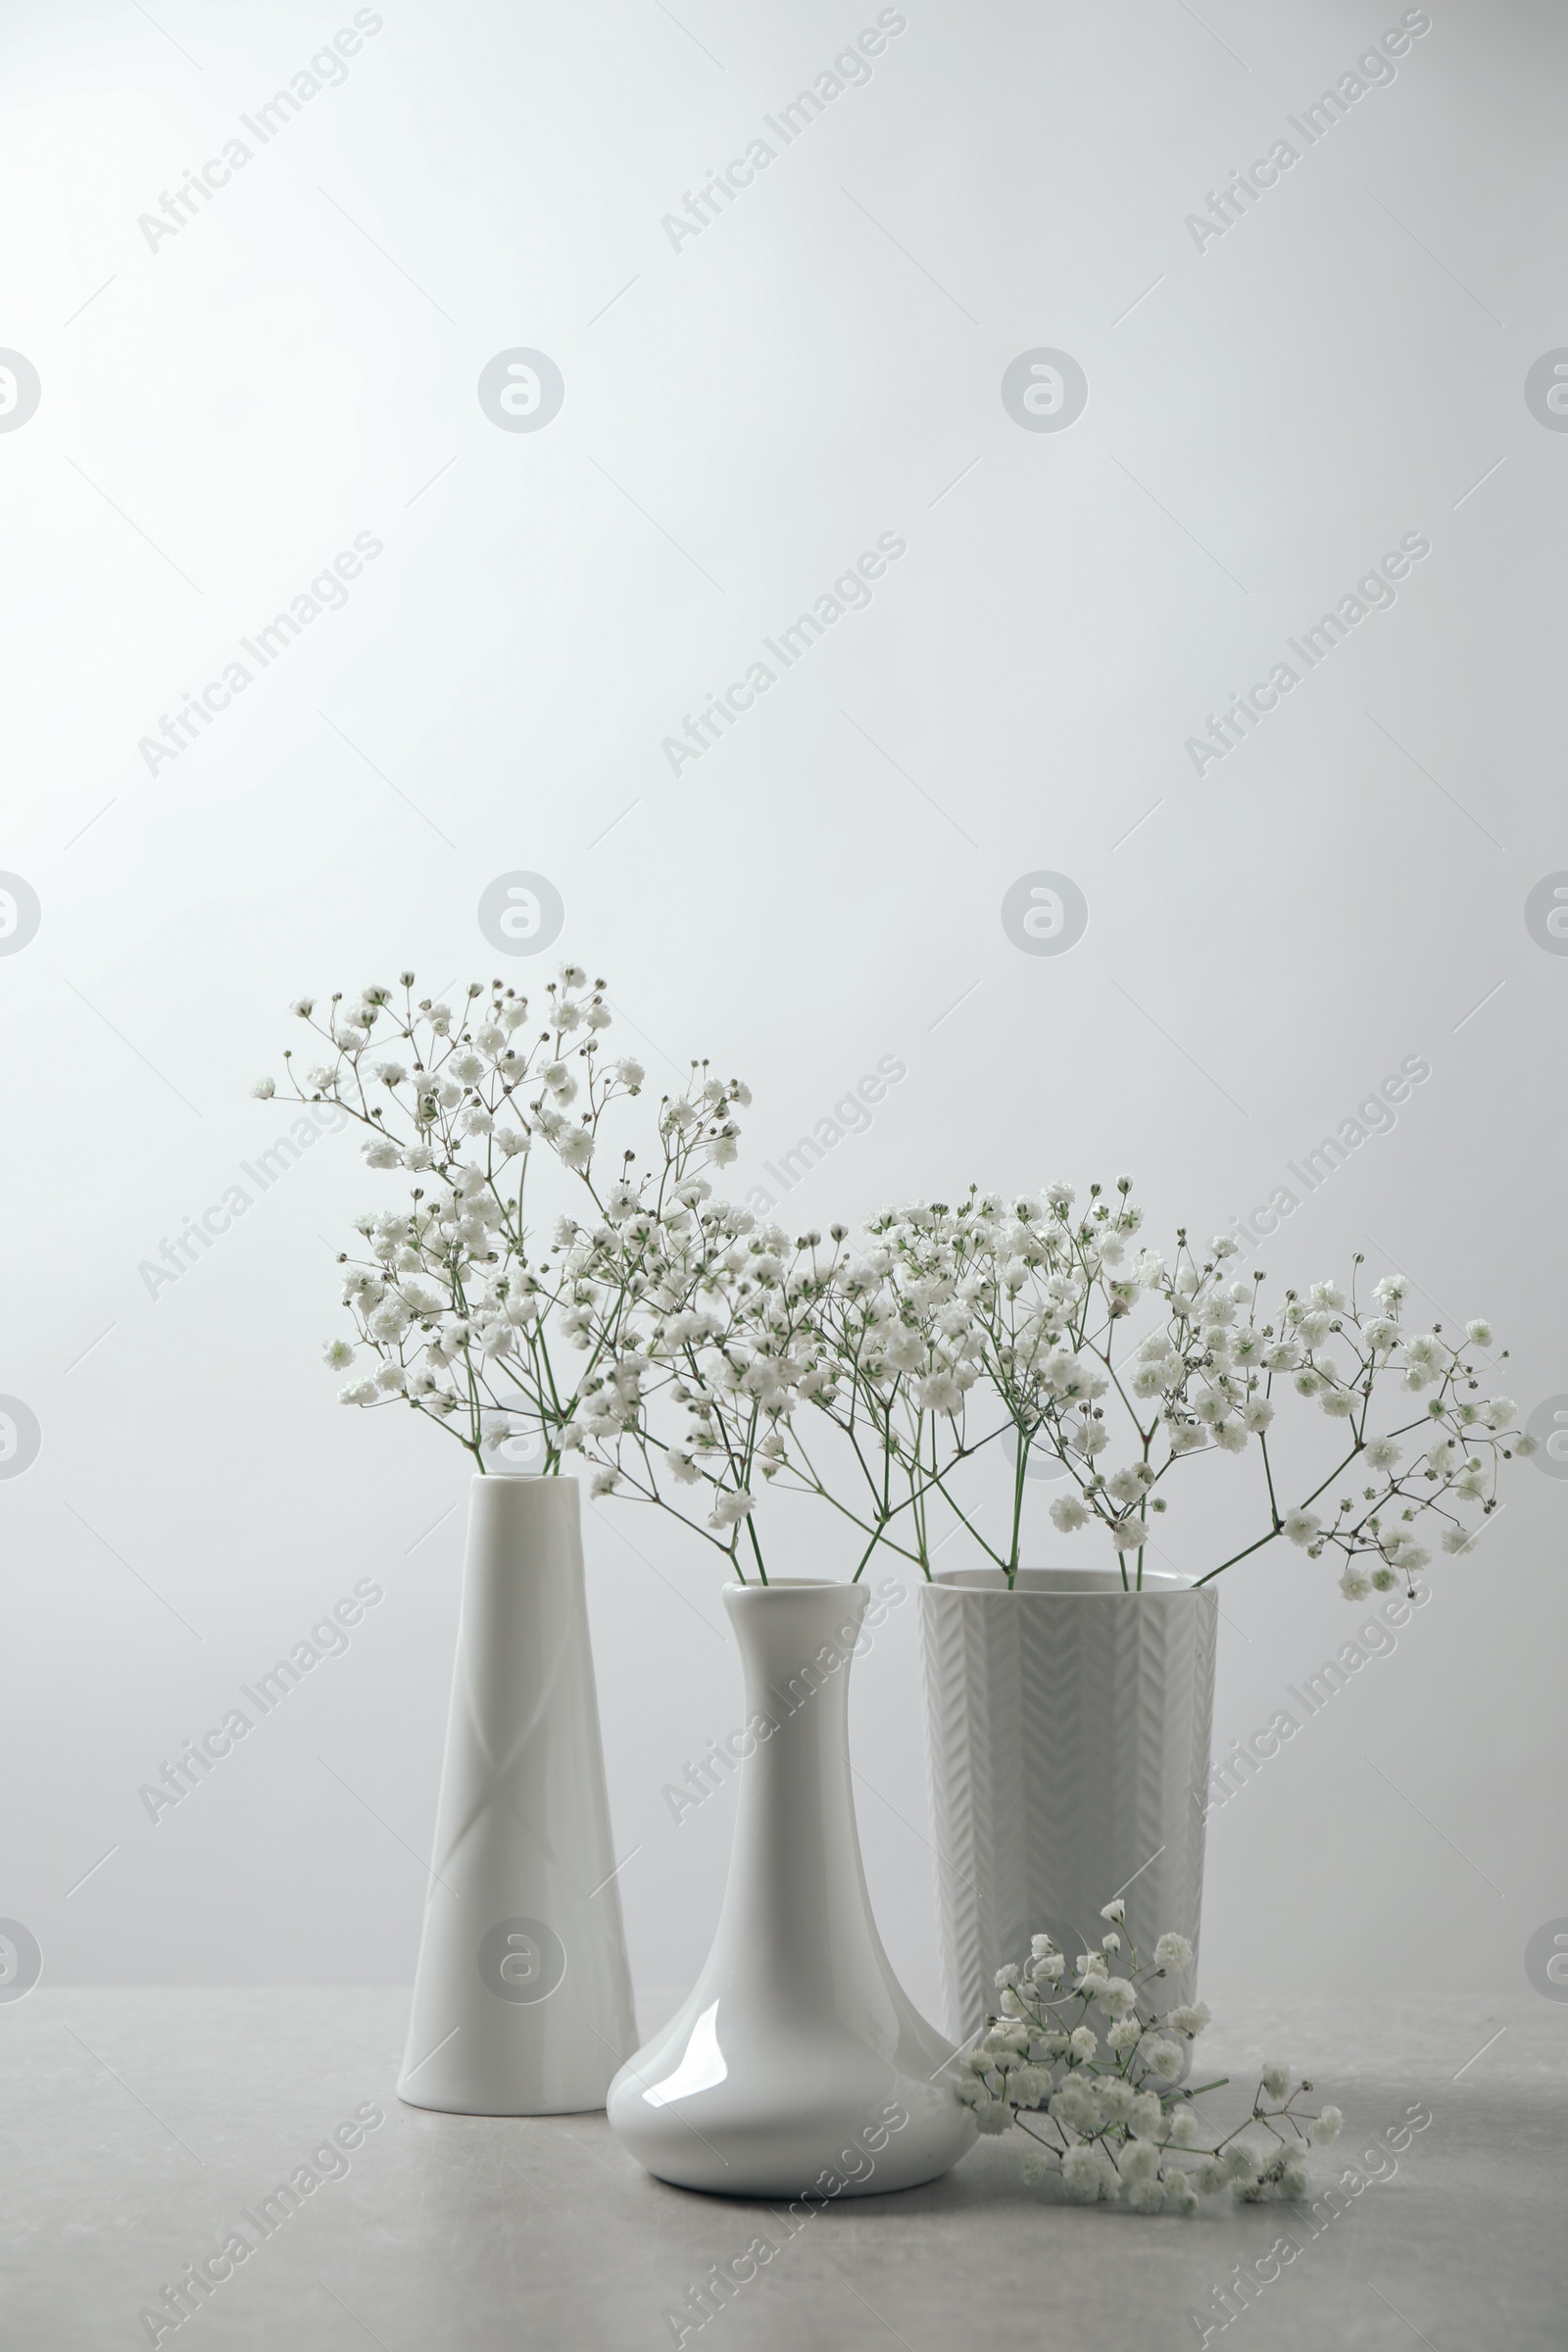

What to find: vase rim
left=721, top=1577, right=870, bottom=1600
left=469, top=1466, right=578, bottom=1482
left=928, top=1566, right=1200, bottom=1594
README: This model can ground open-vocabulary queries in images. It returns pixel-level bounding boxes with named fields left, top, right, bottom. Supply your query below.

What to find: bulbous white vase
left=397, top=1473, right=636, bottom=2116
left=919, top=1567, right=1216, bottom=2039
left=608, top=1579, right=975, bottom=2199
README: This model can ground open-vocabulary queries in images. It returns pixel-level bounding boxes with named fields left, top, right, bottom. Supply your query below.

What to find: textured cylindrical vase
left=608, top=1580, right=976, bottom=2198
left=919, top=1568, right=1217, bottom=2040
left=397, top=1473, right=636, bottom=2116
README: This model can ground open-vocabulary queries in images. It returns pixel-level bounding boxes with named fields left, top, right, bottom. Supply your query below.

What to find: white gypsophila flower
left=1169, top=2001, right=1210, bottom=2036
left=1141, top=2038, right=1184, bottom=2083
left=1340, top=1562, right=1373, bottom=1600
left=1259, top=2061, right=1292, bottom=2101
left=1110, top=2080, right=1158, bottom=2135
left=338, top=1378, right=380, bottom=1406
left=1068, top=2025, right=1098, bottom=2061
left=1153, top=1932, right=1194, bottom=1972
left=322, top=1339, right=354, bottom=1370
left=1101, top=1898, right=1125, bottom=1924
left=1282, top=1510, right=1320, bottom=1547
left=1050, top=1494, right=1089, bottom=1534
left=1315, top=2105, right=1343, bottom=2142
left=1059, top=2146, right=1102, bottom=2202
left=708, top=1489, right=756, bottom=1528
left=251, top=1076, right=275, bottom=1099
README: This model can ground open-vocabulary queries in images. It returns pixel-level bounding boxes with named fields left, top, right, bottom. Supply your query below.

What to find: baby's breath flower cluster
left=794, top=1182, right=1526, bottom=1596
left=252, top=968, right=748, bottom=1472
left=953, top=1898, right=1341, bottom=2213
left=565, top=1175, right=1526, bottom=1596
left=261, top=1025, right=1526, bottom=1603
left=555, top=1219, right=848, bottom=1579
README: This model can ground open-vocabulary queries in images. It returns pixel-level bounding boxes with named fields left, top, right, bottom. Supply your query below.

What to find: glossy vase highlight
left=397, top=1473, right=636, bottom=2116
left=919, top=1568, right=1216, bottom=2038
left=608, top=1579, right=975, bottom=2198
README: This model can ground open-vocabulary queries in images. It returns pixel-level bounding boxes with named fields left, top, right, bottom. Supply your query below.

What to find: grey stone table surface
left=6, top=1988, right=1563, bottom=2351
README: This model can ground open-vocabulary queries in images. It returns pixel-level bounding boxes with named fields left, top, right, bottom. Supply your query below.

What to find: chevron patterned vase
left=918, top=1568, right=1217, bottom=2040
left=397, top=1473, right=637, bottom=2115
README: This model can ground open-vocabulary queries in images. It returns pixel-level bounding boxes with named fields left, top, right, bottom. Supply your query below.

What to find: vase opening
left=934, top=1565, right=1197, bottom=1593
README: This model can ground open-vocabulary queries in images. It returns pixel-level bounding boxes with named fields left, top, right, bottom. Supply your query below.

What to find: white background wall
left=2, top=0, right=1563, bottom=2019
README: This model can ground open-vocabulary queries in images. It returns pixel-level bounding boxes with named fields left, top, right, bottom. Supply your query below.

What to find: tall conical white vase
left=608, top=1579, right=975, bottom=2199
left=397, top=1473, right=636, bottom=2116
left=919, top=1567, right=1216, bottom=2039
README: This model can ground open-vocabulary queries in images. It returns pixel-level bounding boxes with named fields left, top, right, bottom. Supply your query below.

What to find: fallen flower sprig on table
left=953, top=1899, right=1341, bottom=2213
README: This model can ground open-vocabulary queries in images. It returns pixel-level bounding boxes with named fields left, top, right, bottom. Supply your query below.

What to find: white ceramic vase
left=919, top=1567, right=1217, bottom=2039
left=397, top=1473, right=636, bottom=2116
left=608, top=1579, right=975, bottom=2199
